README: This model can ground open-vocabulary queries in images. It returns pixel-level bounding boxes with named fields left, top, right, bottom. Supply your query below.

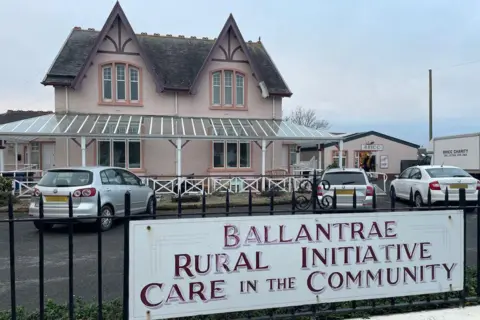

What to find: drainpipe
left=271, top=97, right=275, bottom=169
left=174, top=92, right=179, bottom=173
left=65, top=87, right=70, bottom=166
left=175, top=92, right=178, bottom=116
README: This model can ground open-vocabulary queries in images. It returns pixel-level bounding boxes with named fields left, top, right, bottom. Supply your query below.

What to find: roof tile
left=42, top=29, right=291, bottom=96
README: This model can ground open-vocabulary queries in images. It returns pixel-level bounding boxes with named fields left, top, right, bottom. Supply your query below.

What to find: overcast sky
left=1, top=0, right=480, bottom=146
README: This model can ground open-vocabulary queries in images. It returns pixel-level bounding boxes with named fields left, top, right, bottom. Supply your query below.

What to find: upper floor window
left=211, top=70, right=246, bottom=108
left=100, top=62, right=142, bottom=105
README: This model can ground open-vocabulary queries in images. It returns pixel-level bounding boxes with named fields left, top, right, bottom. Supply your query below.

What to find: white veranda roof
left=0, top=113, right=348, bottom=142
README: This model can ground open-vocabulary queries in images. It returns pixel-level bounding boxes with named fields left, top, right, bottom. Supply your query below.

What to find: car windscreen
left=37, top=170, right=93, bottom=187
left=322, top=172, right=367, bottom=185
left=425, top=167, right=471, bottom=178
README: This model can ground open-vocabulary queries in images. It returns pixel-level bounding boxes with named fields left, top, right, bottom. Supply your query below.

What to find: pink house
left=42, top=2, right=297, bottom=177
left=0, top=3, right=346, bottom=192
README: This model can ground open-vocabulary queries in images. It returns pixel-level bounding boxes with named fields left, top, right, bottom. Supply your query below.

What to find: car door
left=406, top=168, right=422, bottom=198
left=395, top=167, right=412, bottom=199
left=101, top=169, right=125, bottom=215
left=116, top=169, right=144, bottom=214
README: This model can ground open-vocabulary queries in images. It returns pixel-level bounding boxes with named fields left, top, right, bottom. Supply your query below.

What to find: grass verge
left=0, top=194, right=295, bottom=213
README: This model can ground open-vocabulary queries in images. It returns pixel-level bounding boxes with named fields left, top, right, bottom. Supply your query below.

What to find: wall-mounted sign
left=380, top=155, right=389, bottom=169
left=442, top=149, right=468, bottom=157
left=361, top=144, right=384, bottom=151
left=129, top=212, right=463, bottom=319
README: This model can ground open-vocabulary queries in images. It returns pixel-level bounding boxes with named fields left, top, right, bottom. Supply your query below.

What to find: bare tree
left=284, top=106, right=330, bottom=130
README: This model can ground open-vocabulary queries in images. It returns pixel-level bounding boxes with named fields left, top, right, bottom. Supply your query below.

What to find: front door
left=41, top=143, right=55, bottom=170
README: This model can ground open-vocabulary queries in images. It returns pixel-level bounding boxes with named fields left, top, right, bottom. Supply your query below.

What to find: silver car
left=317, top=168, right=376, bottom=208
left=29, top=166, right=155, bottom=231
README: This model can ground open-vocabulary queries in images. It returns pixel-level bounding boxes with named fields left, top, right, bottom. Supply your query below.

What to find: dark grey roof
left=43, top=29, right=291, bottom=96
left=300, top=131, right=420, bottom=150
left=0, top=110, right=53, bottom=125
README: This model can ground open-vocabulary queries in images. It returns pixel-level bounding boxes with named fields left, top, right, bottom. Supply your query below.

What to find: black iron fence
left=1, top=170, right=480, bottom=319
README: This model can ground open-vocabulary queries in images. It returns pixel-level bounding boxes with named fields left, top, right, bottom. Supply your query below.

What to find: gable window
left=102, top=66, right=112, bottom=101
left=130, top=67, right=139, bottom=102
left=224, top=71, right=233, bottom=105
left=211, top=70, right=247, bottom=109
left=212, top=72, right=221, bottom=105
left=100, top=62, right=142, bottom=106
left=116, top=64, right=126, bottom=101
left=236, top=73, right=244, bottom=106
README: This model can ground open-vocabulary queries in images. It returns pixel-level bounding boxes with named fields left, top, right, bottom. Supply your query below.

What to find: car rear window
left=426, top=168, right=470, bottom=178
left=322, top=172, right=367, bottom=185
left=37, top=170, right=93, bottom=187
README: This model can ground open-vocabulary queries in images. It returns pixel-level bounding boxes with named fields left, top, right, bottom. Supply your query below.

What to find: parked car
left=390, top=165, right=480, bottom=208
left=318, top=168, right=376, bottom=208
left=29, top=167, right=155, bottom=231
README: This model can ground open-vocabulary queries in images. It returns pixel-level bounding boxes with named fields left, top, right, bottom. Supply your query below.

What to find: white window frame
left=129, top=66, right=139, bottom=102
left=235, top=73, right=245, bottom=106
left=289, top=145, right=297, bottom=165
left=116, top=64, right=126, bottom=101
left=212, top=70, right=246, bottom=107
left=212, top=140, right=251, bottom=169
left=212, top=71, right=222, bottom=105
left=96, top=123, right=142, bottom=169
left=102, top=65, right=113, bottom=102
left=332, top=150, right=347, bottom=167
left=224, top=70, right=233, bottom=106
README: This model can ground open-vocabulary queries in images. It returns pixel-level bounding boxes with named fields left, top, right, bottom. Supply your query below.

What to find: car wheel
left=33, top=221, right=54, bottom=231
left=146, top=196, right=155, bottom=215
left=415, top=192, right=423, bottom=208
left=99, top=205, right=114, bottom=232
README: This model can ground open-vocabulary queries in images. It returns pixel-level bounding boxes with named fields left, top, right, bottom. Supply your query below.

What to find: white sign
left=128, top=211, right=464, bottom=320
left=443, top=149, right=468, bottom=157
left=380, top=155, right=389, bottom=169
left=361, top=144, right=384, bottom=151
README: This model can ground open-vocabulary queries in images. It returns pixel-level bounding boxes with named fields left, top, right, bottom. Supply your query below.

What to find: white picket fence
left=8, top=172, right=389, bottom=198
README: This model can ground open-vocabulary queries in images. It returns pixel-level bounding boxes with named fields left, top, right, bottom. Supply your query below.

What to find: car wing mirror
left=394, top=175, right=399, bottom=179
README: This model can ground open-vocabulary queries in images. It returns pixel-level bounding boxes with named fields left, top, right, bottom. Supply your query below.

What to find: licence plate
left=45, top=196, right=68, bottom=202
left=449, top=184, right=468, bottom=189
left=336, top=189, right=354, bottom=195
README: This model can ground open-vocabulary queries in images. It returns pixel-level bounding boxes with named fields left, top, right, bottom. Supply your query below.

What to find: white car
left=390, top=165, right=479, bottom=207
left=318, top=168, right=376, bottom=208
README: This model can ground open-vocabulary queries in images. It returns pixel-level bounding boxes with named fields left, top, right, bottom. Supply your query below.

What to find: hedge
left=0, top=268, right=477, bottom=320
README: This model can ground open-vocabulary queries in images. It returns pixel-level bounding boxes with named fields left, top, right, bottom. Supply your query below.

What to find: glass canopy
left=0, top=113, right=347, bottom=142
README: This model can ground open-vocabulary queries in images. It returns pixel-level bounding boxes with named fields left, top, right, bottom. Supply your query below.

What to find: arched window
left=100, top=62, right=142, bottom=106
left=210, top=70, right=246, bottom=109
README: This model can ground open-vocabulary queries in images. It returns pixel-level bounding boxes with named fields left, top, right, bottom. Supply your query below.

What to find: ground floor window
left=354, top=151, right=371, bottom=169
left=332, top=150, right=347, bottom=167
left=97, top=140, right=141, bottom=169
left=355, top=151, right=376, bottom=172
left=289, top=145, right=297, bottom=165
left=213, top=141, right=251, bottom=168
left=31, top=142, right=40, bottom=168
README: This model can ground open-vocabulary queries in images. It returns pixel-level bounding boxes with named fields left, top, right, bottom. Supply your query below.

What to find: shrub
left=0, top=268, right=477, bottom=320
left=0, top=176, right=15, bottom=207
left=0, top=176, right=13, bottom=192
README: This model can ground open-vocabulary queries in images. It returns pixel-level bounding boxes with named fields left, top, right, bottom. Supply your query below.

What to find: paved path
left=0, top=198, right=476, bottom=312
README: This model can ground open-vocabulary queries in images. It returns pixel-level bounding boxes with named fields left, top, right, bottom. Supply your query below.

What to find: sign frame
left=128, top=210, right=464, bottom=320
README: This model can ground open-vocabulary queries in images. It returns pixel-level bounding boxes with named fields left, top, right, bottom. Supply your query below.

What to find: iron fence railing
left=1, top=170, right=479, bottom=319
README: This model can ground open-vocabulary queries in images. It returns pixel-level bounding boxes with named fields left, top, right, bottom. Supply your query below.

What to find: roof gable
left=189, top=14, right=264, bottom=93
left=41, top=7, right=291, bottom=96
left=300, top=131, right=420, bottom=150
left=68, top=2, right=164, bottom=92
